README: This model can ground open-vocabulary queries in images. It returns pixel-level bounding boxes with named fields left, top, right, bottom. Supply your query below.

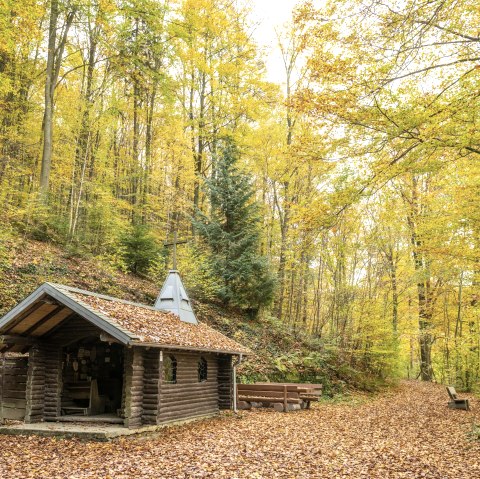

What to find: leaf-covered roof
left=0, top=283, right=249, bottom=355
left=61, top=286, right=249, bottom=354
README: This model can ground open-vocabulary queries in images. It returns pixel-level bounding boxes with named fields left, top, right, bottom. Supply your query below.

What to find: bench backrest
left=255, top=382, right=322, bottom=391
left=446, top=386, right=458, bottom=400
left=238, top=384, right=304, bottom=393
left=236, top=388, right=299, bottom=399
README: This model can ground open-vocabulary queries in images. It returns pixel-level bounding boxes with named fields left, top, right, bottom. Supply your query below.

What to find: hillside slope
left=0, top=237, right=378, bottom=393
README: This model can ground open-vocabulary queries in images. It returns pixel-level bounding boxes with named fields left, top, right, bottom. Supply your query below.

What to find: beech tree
left=1, top=0, right=480, bottom=385
left=40, top=0, right=76, bottom=193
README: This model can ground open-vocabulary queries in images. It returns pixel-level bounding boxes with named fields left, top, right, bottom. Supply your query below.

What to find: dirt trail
left=0, top=381, right=479, bottom=478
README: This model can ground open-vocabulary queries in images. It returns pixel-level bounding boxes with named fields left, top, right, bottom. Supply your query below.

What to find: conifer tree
left=193, top=139, right=276, bottom=313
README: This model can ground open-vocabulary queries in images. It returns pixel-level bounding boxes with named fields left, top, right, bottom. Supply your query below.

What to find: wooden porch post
left=25, top=345, right=46, bottom=423
left=217, top=354, right=233, bottom=410
left=123, top=347, right=144, bottom=428
left=44, top=347, right=63, bottom=420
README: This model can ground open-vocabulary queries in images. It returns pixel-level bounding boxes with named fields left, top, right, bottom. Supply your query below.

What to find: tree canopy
left=0, top=0, right=479, bottom=389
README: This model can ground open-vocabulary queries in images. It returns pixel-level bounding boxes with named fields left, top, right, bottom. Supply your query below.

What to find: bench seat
left=238, top=395, right=302, bottom=404
left=237, top=382, right=323, bottom=412
left=446, top=386, right=470, bottom=411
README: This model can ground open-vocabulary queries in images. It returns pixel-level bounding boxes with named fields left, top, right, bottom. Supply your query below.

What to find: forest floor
left=0, top=381, right=479, bottom=478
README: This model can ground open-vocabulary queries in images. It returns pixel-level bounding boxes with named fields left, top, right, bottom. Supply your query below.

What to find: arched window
left=163, top=354, right=177, bottom=384
left=198, top=357, right=208, bottom=382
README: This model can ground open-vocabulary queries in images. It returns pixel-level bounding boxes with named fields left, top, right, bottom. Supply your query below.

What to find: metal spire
left=155, top=232, right=197, bottom=324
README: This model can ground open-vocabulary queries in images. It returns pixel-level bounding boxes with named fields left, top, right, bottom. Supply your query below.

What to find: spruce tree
left=121, top=224, right=161, bottom=275
left=193, top=140, right=276, bottom=313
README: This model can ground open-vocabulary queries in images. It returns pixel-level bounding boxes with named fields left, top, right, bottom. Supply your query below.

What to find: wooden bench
left=237, top=384, right=303, bottom=412
left=256, top=382, right=322, bottom=409
left=446, top=386, right=470, bottom=411
left=61, top=379, right=105, bottom=416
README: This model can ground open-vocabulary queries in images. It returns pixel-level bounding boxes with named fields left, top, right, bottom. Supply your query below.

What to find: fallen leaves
left=62, top=288, right=250, bottom=354
left=0, top=381, right=479, bottom=478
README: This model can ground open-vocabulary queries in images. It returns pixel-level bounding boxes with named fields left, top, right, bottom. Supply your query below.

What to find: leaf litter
left=0, top=381, right=478, bottom=478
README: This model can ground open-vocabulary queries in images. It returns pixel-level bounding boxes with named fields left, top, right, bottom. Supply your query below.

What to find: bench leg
left=237, top=401, right=252, bottom=410
left=448, top=400, right=470, bottom=411
left=286, top=404, right=301, bottom=411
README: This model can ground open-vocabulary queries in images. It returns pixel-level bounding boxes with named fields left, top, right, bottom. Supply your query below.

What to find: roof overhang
left=0, top=283, right=136, bottom=351
left=0, top=283, right=251, bottom=356
left=128, top=340, right=249, bottom=356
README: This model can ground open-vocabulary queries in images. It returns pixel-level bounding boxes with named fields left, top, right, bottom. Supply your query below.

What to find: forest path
left=0, top=381, right=479, bottom=478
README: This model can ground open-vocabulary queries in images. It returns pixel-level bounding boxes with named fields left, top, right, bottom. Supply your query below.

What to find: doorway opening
left=60, top=338, right=124, bottom=422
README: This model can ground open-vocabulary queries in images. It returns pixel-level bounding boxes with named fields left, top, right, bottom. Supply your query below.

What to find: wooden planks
left=446, top=386, right=470, bottom=410
left=46, top=315, right=101, bottom=345
left=158, top=351, right=219, bottom=424
left=43, top=346, right=62, bottom=419
left=29, top=308, right=73, bottom=337
left=9, top=303, right=60, bottom=335
left=237, top=383, right=323, bottom=411
left=217, top=354, right=232, bottom=410
left=24, top=345, right=46, bottom=423
left=238, top=384, right=306, bottom=392
left=123, top=347, right=144, bottom=428
left=0, top=356, right=28, bottom=421
left=142, top=349, right=160, bottom=425
left=255, top=382, right=322, bottom=408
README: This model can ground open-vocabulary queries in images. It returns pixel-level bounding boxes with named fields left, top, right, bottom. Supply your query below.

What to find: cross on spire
left=164, top=231, right=188, bottom=270
left=156, top=232, right=197, bottom=324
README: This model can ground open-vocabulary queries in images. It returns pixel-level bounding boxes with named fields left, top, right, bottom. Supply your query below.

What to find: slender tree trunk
left=407, top=177, right=434, bottom=381
left=313, top=250, right=325, bottom=336
left=143, top=85, right=156, bottom=222
left=193, top=71, right=206, bottom=209
left=384, top=247, right=399, bottom=334
left=40, top=2, right=75, bottom=194
left=70, top=133, right=90, bottom=238
left=274, top=181, right=290, bottom=320
left=455, top=271, right=463, bottom=339
left=302, top=250, right=309, bottom=327
left=39, top=0, right=59, bottom=193
left=391, top=264, right=399, bottom=334
left=69, top=21, right=98, bottom=238
left=132, top=78, right=140, bottom=220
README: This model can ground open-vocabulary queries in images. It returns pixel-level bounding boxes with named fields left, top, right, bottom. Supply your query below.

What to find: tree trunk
left=39, top=0, right=59, bottom=193
left=69, top=18, right=98, bottom=238
left=193, top=71, right=206, bottom=209
left=40, top=1, right=75, bottom=194
left=406, top=176, right=434, bottom=381
left=274, top=181, right=290, bottom=320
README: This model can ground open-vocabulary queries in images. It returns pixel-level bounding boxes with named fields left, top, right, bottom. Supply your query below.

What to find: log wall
left=25, top=345, right=46, bottom=423
left=158, top=351, right=219, bottom=424
left=217, top=354, right=232, bottom=410
left=142, top=349, right=160, bottom=425
left=0, top=356, right=28, bottom=420
left=43, top=346, right=62, bottom=420
left=1, top=310, right=236, bottom=427
left=123, top=347, right=144, bottom=428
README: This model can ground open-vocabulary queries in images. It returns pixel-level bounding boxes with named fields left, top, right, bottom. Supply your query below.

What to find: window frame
left=163, top=354, right=177, bottom=384
left=198, top=356, right=208, bottom=382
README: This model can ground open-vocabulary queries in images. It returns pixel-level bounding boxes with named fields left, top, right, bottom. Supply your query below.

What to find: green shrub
left=121, top=224, right=162, bottom=275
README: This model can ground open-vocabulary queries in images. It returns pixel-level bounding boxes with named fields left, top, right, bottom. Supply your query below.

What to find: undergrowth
left=0, top=234, right=392, bottom=395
